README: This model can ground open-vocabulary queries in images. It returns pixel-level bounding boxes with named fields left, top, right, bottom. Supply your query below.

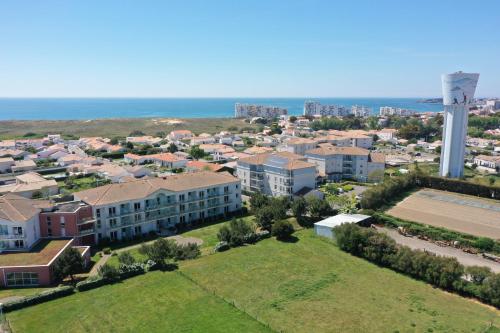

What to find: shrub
left=102, top=247, right=112, bottom=255
left=1, top=286, right=75, bottom=313
left=98, top=263, right=120, bottom=281
left=76, top=276, right=108, bottom=292
left=271, top=220, right=295, bottom=240
left=119, top=262, right=146, bottom=279
left=217, top=218, right=255, bottom=247
left=174, top=243, right=201, bottom=260
left=474, top=237, right=495, bottom=251
left=342, top=184, right=354, bottom=192
left=118, top=252, right=136, bottom=265
left=214, top=241, right=230, bottom=252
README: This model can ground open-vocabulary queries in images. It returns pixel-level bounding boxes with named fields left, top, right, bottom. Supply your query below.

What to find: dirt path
left=89, top=254, right=111, bottom=276
left=377, top=227, right=500, bottom=273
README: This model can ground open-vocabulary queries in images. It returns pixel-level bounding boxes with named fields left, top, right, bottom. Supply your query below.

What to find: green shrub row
left=334, top=224, right=500, bottom=308
left=1, top=286, right=75, bottom=313
left=373, top=213, right=500, bottom=255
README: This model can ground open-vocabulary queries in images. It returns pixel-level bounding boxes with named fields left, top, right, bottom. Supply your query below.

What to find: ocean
left=0, top=98, right=443, bottom=120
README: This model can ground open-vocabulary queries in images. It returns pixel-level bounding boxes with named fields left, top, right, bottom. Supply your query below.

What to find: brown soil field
left=386, top=189, right=500, bottom=239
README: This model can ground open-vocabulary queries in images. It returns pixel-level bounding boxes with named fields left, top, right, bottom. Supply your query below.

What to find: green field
left=0, top=118, right=258, bottom=139
left=7, top=229, right=498, bottom=333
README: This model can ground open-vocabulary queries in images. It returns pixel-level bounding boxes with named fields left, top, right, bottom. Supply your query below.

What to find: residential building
left=303, top=101, right=350, bottom=117
left=351, top=105, right=372, bottom=117
left=124, top=153, right=187, bottom=169
left=168, top=130, right=193, bottom=141
left=379, top=106, right=416, bottom=117
left=315, top=130, right=373, bottom=149
left=236, top=152, right=316, bottom=197
left=11, top=160, right=37, bottom=173
left=305, top=145, right=385, bottom=182
left=376, top=128, right=398, bottom=142
left=0, top=157, right=15, bottom=173
left=73, top=171, right=241, bottom=242
left=0, top=172, right=58, bottom=198
left=278, top=137, right=317, bottom=155
left=473, top=155, right=500, bottom=173
left=235, top=103, right=287, bottom=118
left=126, top=136, right=163, bottom=146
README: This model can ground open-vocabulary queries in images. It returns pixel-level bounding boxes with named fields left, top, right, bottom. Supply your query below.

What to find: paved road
left=377, top=227, right=500, bottom=273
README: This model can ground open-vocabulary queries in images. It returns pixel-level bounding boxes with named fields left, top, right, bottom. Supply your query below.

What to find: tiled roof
left=0, top=193, right=50, bottom=222
left=369, top=152, right=386, bottom=163
left=238, top=152, right=314, bottom=170
left=306, top=145, right=370, bottom=156
left=74, top=171, right=239, bottom=206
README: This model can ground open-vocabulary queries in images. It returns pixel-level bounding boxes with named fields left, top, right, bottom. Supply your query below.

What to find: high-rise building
left=234, top=103, right=287, bottom=118
left=303, top=101, right=350, bottom=117
left=379, top=106, right=415, bottom=116
left=351, top=105, right=372, bottom=117
left=440, top=71, right=479, bottom=178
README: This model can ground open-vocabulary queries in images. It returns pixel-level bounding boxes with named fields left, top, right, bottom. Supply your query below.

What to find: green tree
left=98, top=263, right=120, bottom=280
left=466, top=266, right=492, bottom=284
left=255, top=206, right=275, bottom=231
left=271, top=220, right=294, bottom=240
left=53, top=248, right=84, bottom=284
left=129, top=130, right=145, bottom=136
left=291, top=197, right=307, bottom=221
left=289, top=116, right=297, bottom=123
left=249, top=192, right=269, bottom=212
left=167, top=143, right=178, bottom=153
left=307, top=196, right=332, bottom=220
left=189, top=145, right=206, bottom=160
left=118, top=252, right=136, bottom=266
left=139, top=238, right=176, bottom=267
left=217, top=218, right=254, bottom=247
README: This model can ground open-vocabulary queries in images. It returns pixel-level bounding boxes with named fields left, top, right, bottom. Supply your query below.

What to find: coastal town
left=1, top=0, right=500, bottom=330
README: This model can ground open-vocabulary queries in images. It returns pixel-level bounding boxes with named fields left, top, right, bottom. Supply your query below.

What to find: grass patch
left=6, top=271, right=271, bottom=333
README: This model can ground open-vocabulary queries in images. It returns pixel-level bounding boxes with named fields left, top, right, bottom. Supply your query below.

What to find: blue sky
left=0, top=0, right=499, bottom=97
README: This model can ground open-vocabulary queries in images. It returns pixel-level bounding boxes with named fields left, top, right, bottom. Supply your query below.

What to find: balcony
left=77, top=217, right=96, bottom=225
left=0, top=234, right=26, bottom=240
left=79, top=227, right=96, bottom=236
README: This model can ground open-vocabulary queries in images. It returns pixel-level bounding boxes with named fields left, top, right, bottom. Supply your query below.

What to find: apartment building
left=305, top=145, right=385, bottom=182
left=351, top=105, right=372, bottom=117
left=236, top=152, right=316, bottom=197
left=303, top=101, right=350, bottom=117
left=278, top=137, right=317, bottom=155
left=73, top=171, right=241, bottom=242
left=314, top=130, right=373, bottom=149
left=234, top=103, right=287, bottom=118
left=379, top=106, right=416, bottom=117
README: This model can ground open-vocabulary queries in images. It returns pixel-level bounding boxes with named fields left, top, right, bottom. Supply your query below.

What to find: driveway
left=377, top=227, right=500, bottom=273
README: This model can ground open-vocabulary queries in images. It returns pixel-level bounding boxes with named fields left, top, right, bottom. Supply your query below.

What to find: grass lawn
left=6, top=271, right=271, bottom=333
left=7, top=229, right=498, bottom=332
left=180, top=230, right=499, bottom=333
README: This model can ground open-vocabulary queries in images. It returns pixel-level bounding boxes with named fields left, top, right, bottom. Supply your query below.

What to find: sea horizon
left=0, top=97, right=444, bottom=121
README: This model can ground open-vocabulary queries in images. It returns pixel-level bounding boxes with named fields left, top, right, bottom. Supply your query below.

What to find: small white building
left=314, top=214, right=371, bottom=239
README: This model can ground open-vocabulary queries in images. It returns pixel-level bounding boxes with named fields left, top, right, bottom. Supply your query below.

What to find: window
left=135, top=226, right=142, bottom=234
left=224, top=195, right=229, bottom=203
left=97, top=220, right=101, bottom=228
left=109, top=218, right=117, bottom=228
left=0, top=225, right=8, bottom=235
left=47, top=228, right=52, bottom=236
left=96, top=209, right=101, bottom=218
left=134, top=214, right=142, bottom=222
left=46, top=216, right=52, bottom=223
left=180, top=204, right=185, bottom=213
left=179, top=194, right=185, bottom=202
left=236, top=184, right=239, bottom=189
left=108, top=207, right=116, bottom=216
left=14, top=240, right=24, bottom=248
left=134, top=202, right=141, bottom=211
left=60, top=216, right=65, bottom=228
left=200, top=201, right=205, bottom=208
left=13, top=227, right=23, bottom=236
left=199, top=191, right=204, bottom=198
left=224, top=186, right=229, bottom=193
left=6, top=272, right=39, bottom=287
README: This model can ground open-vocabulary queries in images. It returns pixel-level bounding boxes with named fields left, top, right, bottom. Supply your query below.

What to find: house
left=243, top=146, right=273, bottom=155
left=377, top=128, right=398, bottom=142
left=0, top=149, right=29, bottom=159
left=190, top=134, right=216, bottom=145
left=278, top=138, right=317, bottom=155
left=314, top=213, right=371, bottom=239
left=0, top=157, right=15, bottom=173
left=473, top=155, right=500, bottom=173
left=305, top=145, right=385, bottom=182
left=125, top=136, right=162, bottom=146
left=0, top=172, right=59, bottom=198
left=74, top=171, right=242, bottom=242
left=168, top=130, right=193, bottom=141
left=11, top=160, right=37, bottom=173
left=236, top=152, right=316, bottom=197
left=186, top=161, right=232, bottom=173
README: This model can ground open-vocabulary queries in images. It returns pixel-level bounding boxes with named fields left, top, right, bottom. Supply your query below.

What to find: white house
left=314, top=214, right=371, bottom=239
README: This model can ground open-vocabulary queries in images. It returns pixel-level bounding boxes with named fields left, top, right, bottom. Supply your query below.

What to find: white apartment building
left=305, top=145, right=385, bottom=182
left=379, top=106, right=416, bottom=117
left=278, top=137, right=317, bottom=155
left=303, top=101, right=351, bottom=117
left=236, top=152, right=316, bottom=197
left=315, top=130, right=373, bottom=149
left=235, top=103, right=287, bottom=118
left=351, top=105, right=372, bottom=117
left=74, top=172, right=241, bottom=242
left=0, top=194, right=43, bottom=251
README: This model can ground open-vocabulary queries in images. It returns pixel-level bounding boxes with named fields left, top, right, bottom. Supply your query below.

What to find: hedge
left=76, top=276, right=109, bottom=292
left=1, top=286, right=75, bottom=313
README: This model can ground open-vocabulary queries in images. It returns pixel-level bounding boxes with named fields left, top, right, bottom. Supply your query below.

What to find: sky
left=0, top=0, right=499, bottom=98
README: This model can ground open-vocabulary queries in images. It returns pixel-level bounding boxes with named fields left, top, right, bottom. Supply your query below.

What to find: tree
left=53, top=248, right=84, bottom=283
left=129, top=130, right=145, bottom=136
left=110, top=137, right=119, bottom=145
left=289, top=116, right=297, bottom=123
left=307, top=196, right=332, bottom=220
left=480, top=274, right=500, bottom=308
left=466, top=266, right=492, bottom=284
left=255, top=206, right=275, bottom=231
left=291, top=197, right=307, bottom=221
left=167, top=143, right=178, bottom=153
left=271, top=220, right=294, bottom=240
left=139, top=238, right=176, bottom=267
left=189, top=145, right=206, bottom=160
left=217, top=218, right=254, bottom=247
left=249, top=192, right=269, bottom=212
left=126, top=141, right=134, bottom=150
left=118, top=252, right=136, bottom=266
left=488, top=177, right=496, bottom=186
